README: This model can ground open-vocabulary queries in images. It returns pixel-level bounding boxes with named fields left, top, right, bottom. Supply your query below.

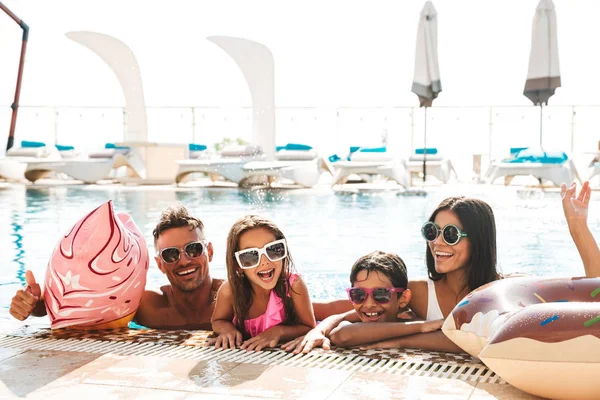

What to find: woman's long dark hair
left=426, top=197, right=500, bottom=293
left=226, top=215, right=298, bottom=338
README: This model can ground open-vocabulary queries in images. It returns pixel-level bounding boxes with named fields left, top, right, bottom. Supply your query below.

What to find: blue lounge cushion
left=359, top=147, right=387, bottom=153
left=349, top=146, right=361, bottom=154
left=510, top=147, right=529, bottom=156
left=415, top=148, right=438, bottom=155
left=189, top=143, right=207, bottom=152
left=285, top=143, right=313, bottom=151
left=21, top=140, right=45, bottom=148
left=55, top=144, right=75, bottom=151
left=105, top=143, right=130, bottom=150
left=328, top=154, right=341, bottom=163
left=507, top=149, right=568, bottom=164
left=276, top=143, right=313, bottom=152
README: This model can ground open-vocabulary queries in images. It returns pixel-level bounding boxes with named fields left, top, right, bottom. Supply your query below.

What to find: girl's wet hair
left=350, top=251, right=408, bottom=290
left=225, top=215, right=298, bottom=338
left=426, top=197, right=499, bottom=294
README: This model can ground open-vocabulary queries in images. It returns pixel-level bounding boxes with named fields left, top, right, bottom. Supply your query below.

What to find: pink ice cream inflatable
left=43, top=200, right=149, bottom=329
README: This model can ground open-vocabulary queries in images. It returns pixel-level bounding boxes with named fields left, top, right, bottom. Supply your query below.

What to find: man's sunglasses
left=157, top=241, right=207, bottom=264
left=346, top=287, right=405, bottom=305
left=421, top=221, right=468, bottom=246
left=235, top=239, right=287, bottom=269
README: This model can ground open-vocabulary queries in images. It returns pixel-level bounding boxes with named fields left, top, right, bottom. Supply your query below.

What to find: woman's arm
left=561, top=181, right=600, bottom=277
left=210, top=282, right=242, bottom=349
left=569, top=223, right=600, bottom=277
left=361, top=330, right=464, bottom=353
left=329, top=319, right=443, bottom=348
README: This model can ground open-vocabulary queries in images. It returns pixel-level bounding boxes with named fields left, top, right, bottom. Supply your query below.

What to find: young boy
left=282, top=251, right=443, bottom=353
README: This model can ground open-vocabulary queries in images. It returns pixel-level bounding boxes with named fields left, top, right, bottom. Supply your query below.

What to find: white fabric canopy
left=411, top=1, right=442, bottom=107
left=523, top=0, right=561, bottom=106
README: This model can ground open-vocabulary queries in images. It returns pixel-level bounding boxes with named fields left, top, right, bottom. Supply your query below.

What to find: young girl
left=211, top=215, right=316, bottom=351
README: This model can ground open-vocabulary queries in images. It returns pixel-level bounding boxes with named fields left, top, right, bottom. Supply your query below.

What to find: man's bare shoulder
left=140, top=287, right=170, bottom=309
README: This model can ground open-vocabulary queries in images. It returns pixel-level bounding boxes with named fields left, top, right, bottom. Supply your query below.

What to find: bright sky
left=0, top=0, right=598, bottom=109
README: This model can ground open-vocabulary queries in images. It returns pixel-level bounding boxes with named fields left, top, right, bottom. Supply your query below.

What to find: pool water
left=0, top=183, right=595, bottom=328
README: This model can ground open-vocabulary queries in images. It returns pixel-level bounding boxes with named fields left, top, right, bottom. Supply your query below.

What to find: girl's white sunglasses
left=234, top=239, right=288, bottom=269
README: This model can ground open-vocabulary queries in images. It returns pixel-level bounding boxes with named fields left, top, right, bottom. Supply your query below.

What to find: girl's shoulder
left=217, top=280, right=233, bottom=296
left=286, top=273, right=309, bottom=297
left=287, top=272, right=301, bottom=286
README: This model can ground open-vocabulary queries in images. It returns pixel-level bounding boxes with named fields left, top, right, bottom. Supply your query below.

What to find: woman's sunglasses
left=346, top=287, right=405, bottom=305
left=157, top=241, right=207, bottom=264
left=235, top=239, right=288, bottom=269
left=421, top=221, right=468, bottom=246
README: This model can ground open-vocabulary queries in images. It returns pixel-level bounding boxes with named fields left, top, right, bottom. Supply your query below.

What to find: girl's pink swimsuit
left=239, top=274, right=298, bottom=337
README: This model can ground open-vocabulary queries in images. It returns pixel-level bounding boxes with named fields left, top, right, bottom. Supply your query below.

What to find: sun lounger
left=406, top=148, right=456, bottom=183
left=24, top=143, right=145, bottom=184
left=484, top=148, right=580, bottom=187
left=0, top=140, right=61, bottom=181
left=330, top=147, right=410, bottom=187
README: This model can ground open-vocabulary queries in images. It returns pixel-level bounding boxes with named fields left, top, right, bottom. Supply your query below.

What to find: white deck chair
left=405, top=148, right=456, bottom=183
left=241, top=147, right=333, bottom=187
left=24, top=144, right=145, bottom=184
left=484, top=148, right=580, bottom=187
left=0, top=141, right=61, bottom=181
left=175, top=144, right=264, bottom=184
left=330, top=147, right=410, bottom=188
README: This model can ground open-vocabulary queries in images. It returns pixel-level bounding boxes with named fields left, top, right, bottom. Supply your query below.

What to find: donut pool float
left=43, top=200, right=149, bottom=329
left=442, top=276, right=600, bottom=400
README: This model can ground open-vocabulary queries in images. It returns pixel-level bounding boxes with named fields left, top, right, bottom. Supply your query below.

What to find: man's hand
left=240, top=328, right=281, bottom=351
left=561, top=181, right=591, bottom=224
left=9, top=270, right=41, bottom=321
left=281, top=328, right=331, bottom=354
left=210, top=329, right=242, bottom=349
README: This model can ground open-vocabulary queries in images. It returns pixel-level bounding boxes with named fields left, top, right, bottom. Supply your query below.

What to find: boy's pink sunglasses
left=346, top=287, right=405, bottom=305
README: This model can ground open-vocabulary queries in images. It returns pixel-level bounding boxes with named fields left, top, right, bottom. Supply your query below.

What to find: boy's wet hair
left=350, top=251, right=408, bottom=289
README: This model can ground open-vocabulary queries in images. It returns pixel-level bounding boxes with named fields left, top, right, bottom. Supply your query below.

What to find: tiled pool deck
left=0, top=325, right=545, bottom=400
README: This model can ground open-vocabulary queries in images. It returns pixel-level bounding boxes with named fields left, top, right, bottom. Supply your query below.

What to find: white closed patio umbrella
left=523, top=0, right=561, bottom=150
left=411, top=1, right=442, bottom=183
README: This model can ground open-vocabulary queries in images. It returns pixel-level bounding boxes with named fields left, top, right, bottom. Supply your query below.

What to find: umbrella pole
left=539, top=103, right=543, bottom=150
left=0, top=2, right=29, bottom=151
left=538, top=103, right=544, bottom=187
left=423, top=107, right=427, bottom=183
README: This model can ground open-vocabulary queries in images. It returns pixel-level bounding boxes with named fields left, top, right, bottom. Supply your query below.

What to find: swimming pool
left=0, top=183, right=594, bottom=327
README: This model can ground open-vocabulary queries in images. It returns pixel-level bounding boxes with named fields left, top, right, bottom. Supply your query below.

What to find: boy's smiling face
left=351, top=269, right=410, bottom=323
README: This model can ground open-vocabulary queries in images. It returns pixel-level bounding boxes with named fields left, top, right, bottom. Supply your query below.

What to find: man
left=10, top=203, right=222, bottom=330
left=10, top=203, right=352, bottom=330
